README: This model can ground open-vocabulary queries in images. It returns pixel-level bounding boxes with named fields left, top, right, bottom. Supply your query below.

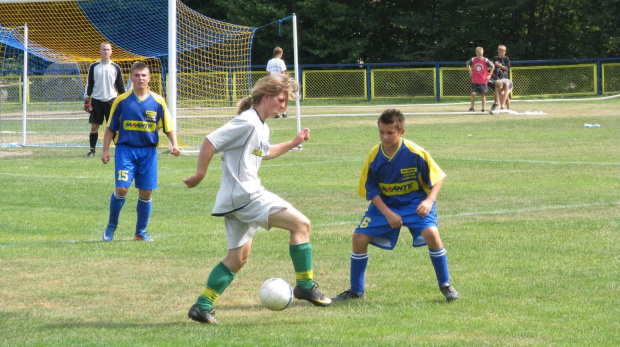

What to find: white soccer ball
left=259, top=277, right=293, bottom=311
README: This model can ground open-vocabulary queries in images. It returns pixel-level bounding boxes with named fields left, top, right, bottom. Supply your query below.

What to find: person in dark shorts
left=83, top=42, right=126, bottom=158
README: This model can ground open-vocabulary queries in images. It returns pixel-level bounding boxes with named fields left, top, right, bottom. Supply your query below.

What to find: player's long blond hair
left=236, top=74, right=299, bottom=115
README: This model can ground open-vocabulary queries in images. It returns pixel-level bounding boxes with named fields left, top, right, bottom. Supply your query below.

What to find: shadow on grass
left=1, top=234, right=180, bottom=247
left=42, top=321, right=185, bottom=329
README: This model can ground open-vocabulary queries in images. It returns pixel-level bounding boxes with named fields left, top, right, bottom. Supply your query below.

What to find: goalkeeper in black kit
left=83, top=42, right=126, bottom=158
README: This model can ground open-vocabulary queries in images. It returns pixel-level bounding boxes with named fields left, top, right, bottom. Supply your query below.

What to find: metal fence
left=253, top=57, right=620, bottom=101
left=2, top=58, right=618, bottom=108
left=2, top=57, right=617, bottom=147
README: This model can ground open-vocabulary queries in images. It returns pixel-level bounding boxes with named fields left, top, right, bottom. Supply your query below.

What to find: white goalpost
left=21, top=23, right=27, bottom=146
left=167, top=0, right=177, bottom=135
left=292, top=13, right=303, bottom=148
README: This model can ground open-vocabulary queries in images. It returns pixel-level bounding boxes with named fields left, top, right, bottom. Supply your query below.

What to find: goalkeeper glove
left=84, top=97, right=93, bottom=113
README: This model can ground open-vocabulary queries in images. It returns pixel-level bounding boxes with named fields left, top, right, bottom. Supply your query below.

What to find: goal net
left=0, top=0, right=254, bottom=148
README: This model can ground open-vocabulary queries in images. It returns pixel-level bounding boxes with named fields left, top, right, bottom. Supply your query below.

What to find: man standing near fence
left=266, top=47, right=288, bottom=118
left=83, top=42, right=126, bottom=158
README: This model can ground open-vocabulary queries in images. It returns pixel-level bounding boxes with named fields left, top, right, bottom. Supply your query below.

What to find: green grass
left=1, top=99, right=619, bottom=346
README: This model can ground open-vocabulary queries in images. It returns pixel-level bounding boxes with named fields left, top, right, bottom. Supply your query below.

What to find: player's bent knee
left=288, top=216, right=311, bottom=244
left=115, top=187, right=129, bottom=196
left=293, top=216, right=311, bottom=235
left=421, top=227, right=442, bottom=248
left=352, top=233, right=372, bottom=253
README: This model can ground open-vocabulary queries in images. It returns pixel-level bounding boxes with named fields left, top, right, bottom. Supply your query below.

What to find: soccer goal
left=0, top=0, right=300, bottom=148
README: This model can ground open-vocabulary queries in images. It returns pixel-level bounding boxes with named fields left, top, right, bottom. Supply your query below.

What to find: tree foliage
left=182, top=0, right=620, bottom=64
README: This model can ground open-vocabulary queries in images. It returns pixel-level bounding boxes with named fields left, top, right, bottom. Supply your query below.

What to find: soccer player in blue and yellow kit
left=100, top=61, right=180, bottom=242
left=332, top=109, right=458, bottom=302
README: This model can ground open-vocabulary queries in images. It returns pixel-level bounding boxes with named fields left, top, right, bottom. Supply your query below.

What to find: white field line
left=1, top=155, right=617, bottom=181
left=0, top=234, right=180, bottom=246
left=0, top=172, right=94, bottom=179
left=262, top=157, right=620, bottom=167
left=298, top=111, right=546, bottom=117
left=440, top=201, right=620, bottom=219
left=169, top=93, right=620, bottom=117
left=2, top=201, right=617, bottom=246
left=314, top=201, right=620, bottom=228
left=440, top=157, right=620, bottom=167
left=300, top=93, right=620, bottom=109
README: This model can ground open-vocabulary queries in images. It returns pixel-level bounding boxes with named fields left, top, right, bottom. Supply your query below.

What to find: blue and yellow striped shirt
left=107, top=91, right=172, bottom=147
left=358, top=139, right=446, bottom=207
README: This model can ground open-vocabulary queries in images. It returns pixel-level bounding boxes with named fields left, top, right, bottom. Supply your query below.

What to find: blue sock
left=429, top=247, right=450, bottom=286
left=108, top=191, right=126, bottom=226
left=350, top=252, right=368, bottom=294
left=136, top=197, right=152, bottom=234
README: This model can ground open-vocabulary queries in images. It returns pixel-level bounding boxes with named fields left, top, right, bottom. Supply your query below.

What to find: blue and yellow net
left=0, top=0, right=254, bottom=147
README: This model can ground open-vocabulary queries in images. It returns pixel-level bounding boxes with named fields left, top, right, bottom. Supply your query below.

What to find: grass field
left=1, top=99, right=619, bottom=346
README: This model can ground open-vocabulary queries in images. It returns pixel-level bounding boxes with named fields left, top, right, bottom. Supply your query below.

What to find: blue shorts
left=114, top=144, right=158, bottom=190
left=355, top=201, right=438, bottom=250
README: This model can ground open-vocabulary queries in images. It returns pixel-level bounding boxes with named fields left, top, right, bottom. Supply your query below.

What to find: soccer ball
left=259, top=277, right=293, bottom=311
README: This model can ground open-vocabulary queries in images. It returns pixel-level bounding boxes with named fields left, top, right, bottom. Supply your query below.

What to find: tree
left=181, top=0, right=620, bottom=64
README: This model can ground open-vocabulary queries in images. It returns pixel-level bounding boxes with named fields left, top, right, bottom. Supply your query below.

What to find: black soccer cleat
left=439, top=283, right=459, bottom=302
left=293, top=283, right=332, bottom=307
left=468, top=108, right=475, bottom=112
left=331, top=289, right=366, bottom=302
left=188, top=304, right=218, bottom=324
left=85, top=150, right=95, bottom=158
left=490, top=103, right=498, bottom=111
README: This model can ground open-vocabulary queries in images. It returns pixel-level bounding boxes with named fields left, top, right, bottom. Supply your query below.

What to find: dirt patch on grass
left=0, top=150, right=33, bottom=158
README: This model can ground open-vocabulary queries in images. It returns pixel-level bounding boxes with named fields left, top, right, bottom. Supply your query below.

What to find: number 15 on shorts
left=117, top=170, right=129, bottom=182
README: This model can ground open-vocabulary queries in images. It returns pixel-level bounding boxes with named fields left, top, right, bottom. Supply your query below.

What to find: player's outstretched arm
left=183, top=137, right=216, bottom=188
left=264, top=128, right=310, bottom=160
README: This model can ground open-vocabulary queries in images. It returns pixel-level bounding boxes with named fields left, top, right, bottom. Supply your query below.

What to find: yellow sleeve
left=152, top=92, right=173, bottom=132
left=357, top=145, right=380, bottom=198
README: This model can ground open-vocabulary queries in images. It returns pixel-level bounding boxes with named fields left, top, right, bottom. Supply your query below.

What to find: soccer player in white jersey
left=332, top=109, right=458, bottom=303
left=266, top=47, right=288, bottom=118
left=100, top=61, right=180, bottom=242
left=83, top=42, right=126, bottom=158
left=184, top=74, right=331, bottom=324
left=266, top=46, right=287, bottom=77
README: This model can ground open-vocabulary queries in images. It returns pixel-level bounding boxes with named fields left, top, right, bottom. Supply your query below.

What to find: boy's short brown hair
left=130, top=61, right=149, bottom=75
left=378, top=109, right=405, bottom=131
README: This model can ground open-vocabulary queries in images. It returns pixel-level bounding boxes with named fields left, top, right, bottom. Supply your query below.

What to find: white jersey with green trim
left=206, top=108, right=271, bottom=216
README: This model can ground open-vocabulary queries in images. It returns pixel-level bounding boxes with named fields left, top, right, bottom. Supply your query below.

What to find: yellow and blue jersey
left=358, top=139, right=446, bottom=208
left=107, top=90, right=172, bottom=147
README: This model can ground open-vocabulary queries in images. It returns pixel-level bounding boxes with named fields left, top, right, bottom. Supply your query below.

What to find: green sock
left=289, top=242, right=314, bottom=290
left=196, top=262, right=235, bottom=311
